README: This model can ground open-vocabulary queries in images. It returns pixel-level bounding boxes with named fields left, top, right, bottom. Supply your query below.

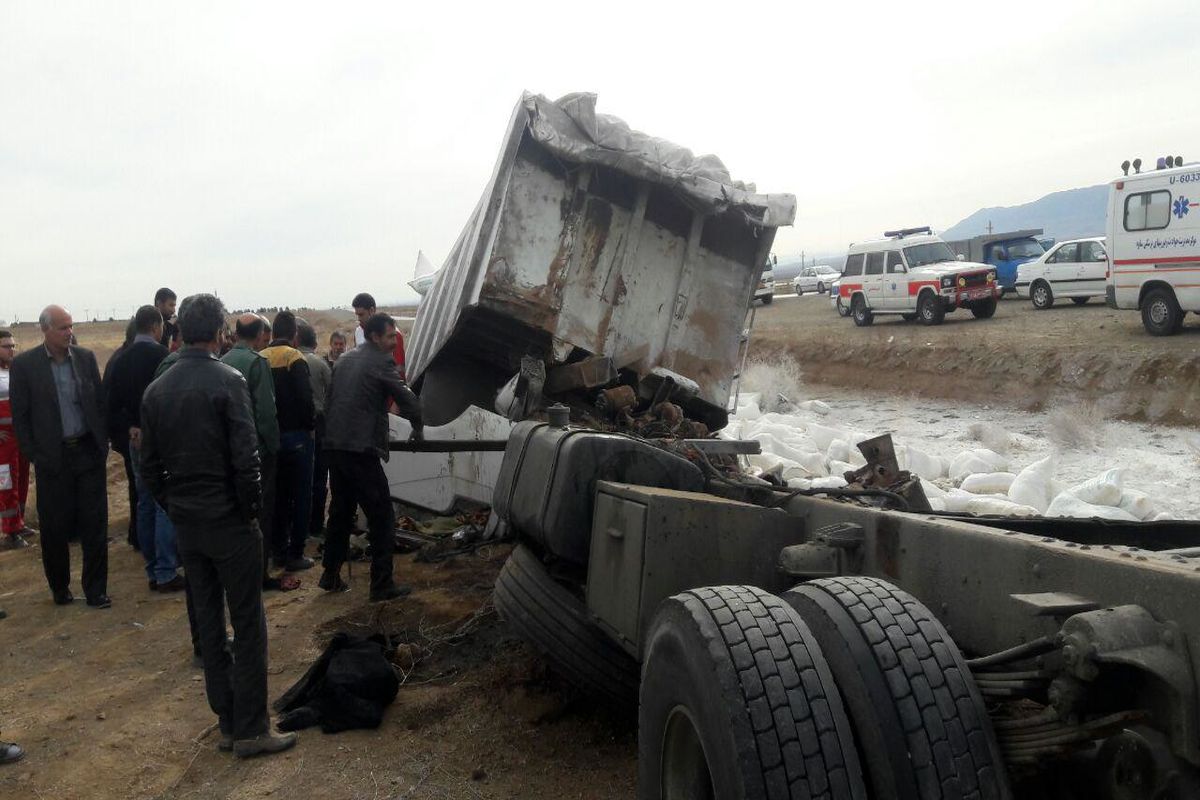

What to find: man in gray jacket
left=320, top=313, right=422, bottom=601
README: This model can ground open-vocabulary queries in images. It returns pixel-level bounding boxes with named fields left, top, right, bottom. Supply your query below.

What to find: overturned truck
left=406, top=93, right=1200, bottom=799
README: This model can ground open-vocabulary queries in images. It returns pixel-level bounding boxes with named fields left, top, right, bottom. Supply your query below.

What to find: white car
left=792, top=265, right=841, bottom=295
left=1014, top=237, right=1107, bottom=309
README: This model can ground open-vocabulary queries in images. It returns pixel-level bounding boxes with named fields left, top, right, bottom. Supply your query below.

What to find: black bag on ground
left=273, top=632, right=399, bottom=733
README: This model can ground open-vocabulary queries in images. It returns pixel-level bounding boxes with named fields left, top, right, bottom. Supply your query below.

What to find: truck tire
left=783, top=578, right=1010, bottom=800
left=494, top=544, right=639, bottom=706
left=969, top=297, right=997, bottom=319
left=762, top=294, right=774, bottom=305
left=836, top=295, right=850, bottom=317
left=917, top=291, right=945, bottom=325
left=852, top=295, right=874, bottom=327
left=639, top=586, right=867, bottom=800
left=1030, top=280, right=1053, bottom=310
left=1071, top=297, right=1089, bottom=306
left=1142, top=287, right=1182, bottom=336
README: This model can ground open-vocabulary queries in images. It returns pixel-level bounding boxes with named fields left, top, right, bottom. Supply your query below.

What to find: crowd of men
left=0, top=289, right=424, bottom=764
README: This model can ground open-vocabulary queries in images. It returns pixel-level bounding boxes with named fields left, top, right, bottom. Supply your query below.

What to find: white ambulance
left=1106, top=157, right=1200, bottom=335
left=839, top=227, right=1000, bottom=326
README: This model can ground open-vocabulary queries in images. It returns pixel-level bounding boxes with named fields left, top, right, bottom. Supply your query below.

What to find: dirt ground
left=0, top=482, right=636, bottom=799
left=749, top=292, right=1200, bottom=428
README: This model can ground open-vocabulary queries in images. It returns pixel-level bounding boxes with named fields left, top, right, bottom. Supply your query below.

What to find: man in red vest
left=0, top=330, right=33, bottom=548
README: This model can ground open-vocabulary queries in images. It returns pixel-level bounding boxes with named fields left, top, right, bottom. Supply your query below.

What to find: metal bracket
left=1060, top=605, right=1199, bottom=764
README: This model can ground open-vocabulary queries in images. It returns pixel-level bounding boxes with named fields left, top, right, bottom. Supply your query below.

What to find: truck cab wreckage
left=401, top=92, right=1200, bottom=799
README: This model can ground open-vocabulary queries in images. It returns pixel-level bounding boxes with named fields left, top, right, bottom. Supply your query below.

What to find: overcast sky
left=3, top=1, right=1197, bottom=322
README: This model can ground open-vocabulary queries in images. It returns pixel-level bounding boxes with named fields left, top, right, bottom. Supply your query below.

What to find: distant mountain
left=940, top=185, right=1108, bottom=242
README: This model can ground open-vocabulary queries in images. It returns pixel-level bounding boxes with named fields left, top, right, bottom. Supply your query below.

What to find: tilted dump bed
left=405, top=92, right=796, bottom=429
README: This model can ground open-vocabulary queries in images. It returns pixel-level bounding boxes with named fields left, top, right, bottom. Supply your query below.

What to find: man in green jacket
left=222, top=314, right=281, bottom=587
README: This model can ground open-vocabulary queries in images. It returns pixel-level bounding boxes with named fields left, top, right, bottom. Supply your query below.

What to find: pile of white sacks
left=723, top=394, right=1171, bottom=521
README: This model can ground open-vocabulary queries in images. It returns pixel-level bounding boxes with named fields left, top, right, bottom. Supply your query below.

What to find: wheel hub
left=1149, top=300, right=1169, bottom=325
left=661, top=706, right=714, bottom=800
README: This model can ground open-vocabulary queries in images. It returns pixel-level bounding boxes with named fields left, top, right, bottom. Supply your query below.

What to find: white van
left=839, top=227, right=999, bottom=326
left=1106, top=159, right=1200, bottom=335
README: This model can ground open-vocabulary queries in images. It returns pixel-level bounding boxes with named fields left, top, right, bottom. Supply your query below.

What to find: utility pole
left=986, top=220, right=994, bottom=235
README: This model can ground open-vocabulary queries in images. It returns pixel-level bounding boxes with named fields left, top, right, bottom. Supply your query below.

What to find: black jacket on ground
left=260, top=341, right=315, bottom=433
left=273, top=633, right=398, bottom=733
left=106, top=338, right=168, bottom=437
left=139, top=347, right=261, bottom=524
left=10, top=344, right=108, bottom=471
left=324, top=343, right=422, bottom=459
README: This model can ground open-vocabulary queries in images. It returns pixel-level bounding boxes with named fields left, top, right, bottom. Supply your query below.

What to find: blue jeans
left=273, top=430, right=314, bottom=564
left=129, top=445, right=180, bottom=584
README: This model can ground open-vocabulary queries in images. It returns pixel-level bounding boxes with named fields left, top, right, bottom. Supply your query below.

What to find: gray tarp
left=523, top=92, right=796, bottom=227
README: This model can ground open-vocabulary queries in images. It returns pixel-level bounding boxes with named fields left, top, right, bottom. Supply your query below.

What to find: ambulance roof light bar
left=883, top=226, right=933, bottom=239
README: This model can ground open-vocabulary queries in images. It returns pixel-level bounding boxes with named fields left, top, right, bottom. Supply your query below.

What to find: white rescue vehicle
left=839, top=227, right=1000, bottom=326
left=1106, top=156, right=1200, bottom=335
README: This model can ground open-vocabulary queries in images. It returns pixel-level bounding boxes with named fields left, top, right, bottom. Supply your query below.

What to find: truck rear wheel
left=970, top=297, right=997, bottom=319
left=917, top=291, right=945, bottom=325
left=784, top=578, right=1010, bottom=800
left=639, top=586, right=867, bottom=800
left=836, top=295, right=850, bottom=317
left=1142, top=287, right=1183, bottom=336
left=852, top=295, right=874, bottom=327
left=494, top=543, right=639, bottom=706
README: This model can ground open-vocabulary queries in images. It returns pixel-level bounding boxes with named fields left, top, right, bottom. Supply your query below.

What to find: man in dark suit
left=10, top=304, right=111, bottom=608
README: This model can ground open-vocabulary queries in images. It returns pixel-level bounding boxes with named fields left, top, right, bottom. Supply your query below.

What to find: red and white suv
left=839, top=227, right=1000, bottom=326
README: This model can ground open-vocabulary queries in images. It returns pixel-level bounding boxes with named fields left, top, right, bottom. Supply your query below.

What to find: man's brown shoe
left=233, top=730, right=297, bottom=759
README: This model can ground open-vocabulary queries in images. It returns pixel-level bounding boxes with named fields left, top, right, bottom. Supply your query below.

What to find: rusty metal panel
left=406, top=93, right=793, bottom=428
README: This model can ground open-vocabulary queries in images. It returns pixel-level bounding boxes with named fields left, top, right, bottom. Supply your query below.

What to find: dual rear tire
left=637, top=580, right=1010, bottom=800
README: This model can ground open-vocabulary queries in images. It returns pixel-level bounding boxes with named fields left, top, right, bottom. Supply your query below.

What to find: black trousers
left=323, top=450, right=396, bottom=596
left=177, top=519, right=269, bottom=740
left=309, top=416, right=329, bottom=535
left=34, top=440, right=108, bottom=601
left=259, top=453, right=276, bottom=582
left=117, top=443, right=138, bottom=549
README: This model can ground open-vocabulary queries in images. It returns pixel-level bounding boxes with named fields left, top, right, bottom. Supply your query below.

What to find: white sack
left=1063, top=469, right=1124, bottom=507
left=810, top=476, right=848, bottom=490
left=828, top=460, right=856, bottom=479
left=798, top=400, right=831, bottom=415
left=905, top=447, right=946, bottom=480
left=807, top=423, right=851, bottom=452
left=960, top=472, right=1017, bottom=495
left=826, top=438, right=853, bottom=464
left=1045, top=494, right=1139, bottom=521
left=948, top=449, right=1008, bottom=482
left=1007, top=455, right=1057, bottom=514
left=963, top=497, right=1040, bottom=517
left=1118, top=489, right=1159, bottom=522
left=943, top=489, right=1009, bottom=513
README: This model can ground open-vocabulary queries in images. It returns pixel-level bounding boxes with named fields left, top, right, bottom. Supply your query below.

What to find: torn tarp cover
left=522, top=92, right=796, bottom=227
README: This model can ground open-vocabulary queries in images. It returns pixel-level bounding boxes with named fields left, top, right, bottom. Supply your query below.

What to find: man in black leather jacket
left=320, top=312, right=422, bottom=602
left=140, top=294, right=297, bottom=759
